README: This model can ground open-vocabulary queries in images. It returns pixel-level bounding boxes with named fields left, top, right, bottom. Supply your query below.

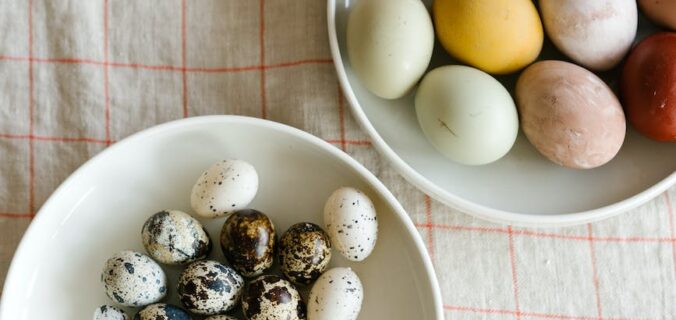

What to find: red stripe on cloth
left=325, top=139, right=371, bottom=146
left=103, top=0, right=111, bottom=145
left=27, top=0, right=35, bottom=216
left=258, top=0, right=266, bottom=119
left=0, top=213, right=34, bottom=219
left=665, top=192, right=676, bottom=275
left=337, top=84, right=346, bottom=151
left=0, top=133, right=111, bottom=144
left=424, top=195, right=435, bottom=264
left=507, top=226, right=522, bottom=319
left=181, top=0, right=188, bottom=118
left=587, top=224, right=603, bottom=319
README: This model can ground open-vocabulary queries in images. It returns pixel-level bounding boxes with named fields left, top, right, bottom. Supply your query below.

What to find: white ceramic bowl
left=328, top=0, right=676, bottom=227
left=0, top=116, right=442, bottom=320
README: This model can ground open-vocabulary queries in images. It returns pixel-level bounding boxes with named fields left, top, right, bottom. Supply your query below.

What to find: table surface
left=0, top=1, right=674, bottom=319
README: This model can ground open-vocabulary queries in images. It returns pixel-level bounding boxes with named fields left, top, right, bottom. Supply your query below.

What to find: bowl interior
left=332, top=0, right=676, bottom=219
left=0, top=117, right=439, bottom=319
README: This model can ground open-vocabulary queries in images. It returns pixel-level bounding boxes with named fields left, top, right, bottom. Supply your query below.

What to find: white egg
left=308, top=267, right=363, bottom=320
left=100, top=251, right=167, bottom=307
left=347, top=0, right=434, bottom=99
left=323, top=187, right=377, bottom=262
left=540, top=0, right=637, bottom=71
left=415, top=65, right=519, bottom=165
left=190, top=159, right=258, bottom=218
left=93, top=305, right=129, bottom=320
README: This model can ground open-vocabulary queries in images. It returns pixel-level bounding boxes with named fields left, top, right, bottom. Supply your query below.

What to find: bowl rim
left=0, top=115, right=444, bottom=320
left=327, top=0, right=676, bottom=227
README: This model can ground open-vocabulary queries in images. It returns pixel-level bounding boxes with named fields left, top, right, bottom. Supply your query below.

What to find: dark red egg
left=621, top=32, right=676, bottom=142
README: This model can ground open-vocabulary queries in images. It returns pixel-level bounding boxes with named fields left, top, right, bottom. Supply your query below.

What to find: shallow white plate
left=328, top=0, right=676, bottom=227
left=0, top=116, right=442, bottom=320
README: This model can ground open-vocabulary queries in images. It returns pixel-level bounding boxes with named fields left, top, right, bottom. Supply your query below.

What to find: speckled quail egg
left=204, top=316, right=239, bottom=320
left=93, top=305, right=129, bottom=320
left=242, top=275, right=306, bottom=320
left=101, top=251, right=167, bottom=307
left=191, top=160, right=259, bottom=218
left=141, top=210, right=212, bottom=265
left=308, top=267, right=363, bottom=320
left=220, top=209, right=276, bottom=277
left=133, top=303, right=192, bottom=320
left=324, top=187, right=378, bottom=262
left=177, top=260, right=245, bottom=315
left=278, top=222, right=331, bottom=285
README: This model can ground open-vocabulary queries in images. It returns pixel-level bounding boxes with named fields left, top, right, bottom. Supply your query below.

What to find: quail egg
left=220, top=209, right=276, bottom=277
left=177, top=260, right=245, bottom=315
left=204, top=316, right=239, bottom=320
left=101, top=251, right=167, bottom=307
left=191, top=160, right=259, bottom=218
left=133, top=303, right=192, bottom=320
left=308, top=268, right=363, bottom=320
left=93, top=305, right=129, bottom=320
left=242, top=275, right=306, bottom=320
left=278, top=222, right=331, bottom=285
left=324, top=187, right=378, bottom=261
left=141, top=210, right=212, bottom=265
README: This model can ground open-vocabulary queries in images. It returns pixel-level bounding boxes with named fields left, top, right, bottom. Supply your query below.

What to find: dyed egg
left=639, top=0, right=676, bottom=30
left=141, top=210, right=211, bottom=265
left=177, top=260, right=244, bottom=315
left=242, top=275, right=306, bottom=320
left=93, top=305, right=129, bottom=320
left=415, top=65, right=519, bottom=165
left=101, top=251, right=166, bottom=307
left=433, top=0, right=543, bottom=74
left=324, top=187, right=377, bottom=262
left=621, top=32, right=676, bottom=141
left=516, top=60, right=626, bottom=169
left=347, top=0, right=434, bottom=99
left=278, top=222, right=332, bottom=285
left=134, top=303, right=191, bottom=320
left=220, top=209, right=276, bottom=277
left=540, top=0, right=637, bottom=71
left=191, top=160, right=258, bottom=218
left=308, top=268, right=363, bottom=320
left=204, top=316, right=239, bottom=320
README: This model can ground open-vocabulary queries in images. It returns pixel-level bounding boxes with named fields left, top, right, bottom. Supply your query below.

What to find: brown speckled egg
left=516, top=60, right=626, bottom=169
left=220, top=209, right=276, bottom=277
left=177, top=260, right=244, bottom=315
left=242, top=275, right=306, bottom=320
left=141, top=210, right=212, bottom=265
left=278, top=222, right=331, bottom=285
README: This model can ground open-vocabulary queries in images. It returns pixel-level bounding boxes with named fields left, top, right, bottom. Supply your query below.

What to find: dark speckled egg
left=242, top=275, right=306, bottom=320
left=134, top=303, right=192, bottom=320
left=204, top=316, right=239, bottom=320
left=220, top=209, right=276, bottom=277
left=141, top=210, right=212, bottom=265
left=278, top=222, right=331, bottom=285
left=177, top=260, right=244, bottom=315
left=101, top=251, right=167, bottom=307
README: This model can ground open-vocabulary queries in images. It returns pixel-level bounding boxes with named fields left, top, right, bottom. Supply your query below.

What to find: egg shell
left=190, top=160, right=258, bottom=218
left=134, top=303, right=192, bottom=320
left=621, top=32, right=676, bottom=141
left=177, top=260, right=244, bottom=315
left=141, top=210, right=212, bottom=265
left=433, top=0, right=543, bottom=74
left=220, top=209, right=276, bottom=277
left=516, top=60, right=626, bottom=169
left=93, top=305, right=129, bottom=320
left=347, top=0, right=434, bottom=99
left=101, top=251, right=167, bottom=307
left=307, top=267, right=363, bottom=320
left=415, top=65, right=519, bottom=165
left=540, top=0, right=637, bottom=71
left=204, top=316, right=238, bottom=320
left=278, top=222, right=332, bottom=285
left=242, top=275, right=306, bottom=320
left=639, top=0, right=676, bottom=30
left=323, top=187, right=377, bottom=262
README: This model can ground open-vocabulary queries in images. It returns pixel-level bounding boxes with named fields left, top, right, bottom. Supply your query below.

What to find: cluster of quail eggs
left=95, top=159, right=379, bottom=320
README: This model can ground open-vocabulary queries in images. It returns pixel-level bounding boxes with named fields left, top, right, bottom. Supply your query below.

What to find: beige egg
left=639, top=0, right=676, bottom=30
left=540, top=0, right=637, bottom=71
left=516, top=60, right=626, bottom=169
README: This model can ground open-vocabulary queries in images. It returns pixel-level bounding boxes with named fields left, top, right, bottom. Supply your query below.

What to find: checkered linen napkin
left=0, top=1, right=674, bottom=318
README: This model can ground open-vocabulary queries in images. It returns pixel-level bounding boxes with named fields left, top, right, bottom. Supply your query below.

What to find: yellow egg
left=433, top=0, right=544, bottom=74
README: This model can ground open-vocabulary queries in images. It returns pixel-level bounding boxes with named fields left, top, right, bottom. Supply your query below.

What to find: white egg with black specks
left=308, top=267, right=363, bottom=320
left=177, top=260, right=244, bottom=315
left=142, top=210, right=212, bottom=265
left=204, top=316, right=239, bottom=320
left=93, top=305, right=129, bottom=320
left=191, top=160, right=258, bottom=218
left=101, top=251, right=167, bottom=307
left=134, top=303, right=192, bottom=320
left=242, top=275, right=306, bottom=320
left=324, top=187, right=377, bottom=261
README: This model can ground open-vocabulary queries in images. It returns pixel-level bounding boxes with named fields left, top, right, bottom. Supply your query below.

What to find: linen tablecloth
left=0, top=1, right=674, bottom=319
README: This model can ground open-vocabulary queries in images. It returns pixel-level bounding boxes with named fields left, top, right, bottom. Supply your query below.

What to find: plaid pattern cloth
left=0, top=1, right=674, bottom=319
